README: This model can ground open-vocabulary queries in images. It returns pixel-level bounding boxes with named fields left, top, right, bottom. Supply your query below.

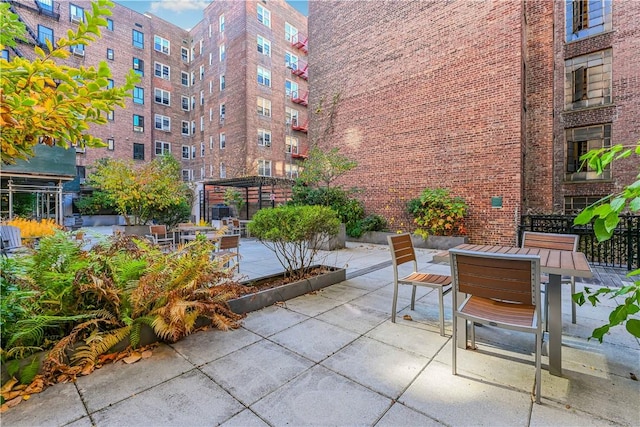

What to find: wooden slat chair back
left=387, top=233, right=452, bottom=336
left=147, top=225, right=175, bottom=250
left=522, top=231, right=580, bottom=325
left=213, top=234, right=240, bottom=272
left=449, top=248, right=543, bottom=403
left=0, top=225, right=24, bottom=255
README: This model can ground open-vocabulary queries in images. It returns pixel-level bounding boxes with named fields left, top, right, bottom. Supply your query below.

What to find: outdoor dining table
left=173, top=226, right=219, bottom=243
left=433, top=243, right=593, bottom=377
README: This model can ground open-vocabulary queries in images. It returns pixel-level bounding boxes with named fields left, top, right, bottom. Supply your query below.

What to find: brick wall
left=309, top=1, right=528, bottom=245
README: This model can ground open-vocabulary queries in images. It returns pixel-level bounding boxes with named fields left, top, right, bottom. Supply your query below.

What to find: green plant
left=74, top=190, right=117, bottom=215
left=572, top=142, right=640, bottom=342
left=349, top=214, right=388, bottom=238
left=223, top=189, right=245, bottom=214
left=248, top=205, right=340, bottom=280
left=406, top=188, right=467, bottom=238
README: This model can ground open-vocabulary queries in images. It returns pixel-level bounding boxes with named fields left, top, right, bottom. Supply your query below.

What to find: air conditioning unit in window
left=71, top=15, right=82, bottom=24
left=79, top=178, right=86, bottom=184
left=72, top=48, right=85, bottom=57
left=133, top=126, right=143, bottom=132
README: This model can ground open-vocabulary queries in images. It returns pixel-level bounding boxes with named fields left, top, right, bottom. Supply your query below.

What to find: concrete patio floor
left=2, top=231, right=639, bottom=426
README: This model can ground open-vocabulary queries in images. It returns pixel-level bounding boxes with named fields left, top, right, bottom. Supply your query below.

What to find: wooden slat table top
left=433, top=244, right=593, bottom=278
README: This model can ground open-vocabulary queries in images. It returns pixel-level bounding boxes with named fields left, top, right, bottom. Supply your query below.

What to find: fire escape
left=284, top=30, right=310, bottom=169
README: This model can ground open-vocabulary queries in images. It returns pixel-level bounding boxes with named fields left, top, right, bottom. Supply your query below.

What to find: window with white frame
left=181, top=47, right=189, bottom=62
left=155, top=140, right=170, bottom=155
left=258, top=159, right=272, bottom=177
left=154, top=35, right=170, bottom=54
left=70, top=4, right=84, bottom=23
left=191, top=145, right=196, bottom=159
left=181, top=121, right=190, bottom=135
left=201, top=142, right=205, bottom=157
left=182, top=145, right=190, bottom=159
left=154, top=62, right=170, bottom=80
left=219, top=14, right=225, bottom=32
left=154, top=88, right=170, bottom=105
left=219, top=133, right=226, bottom=149
left=191, top=46, right=195, bottom=60
left=181, top=96, right=190, bottom=111
left=209, top=80, right=213, bottom=93
left=209, top=108, right=213, bottom=122
left=200, top=90, right=204, bottom=105
left=257, top=66, right=271, bottom=87
left=258, top=129, right=271, bottom=147
left=220, top=103, right=226, bottom=121
left=191, top=95, right=196, bottom=110
left=191, top=71, right=195, bottom=85
left=284, top=22, right=297, bottom=42
left=285, top=136, right=298, bottom=154
left=209, top=52, right=213, bottom=66
left=285, top=52, right=298, bottom=70
left=257, top=97, right=271, bottom=117
left=209, top=135, right=214, bottom=149
left=220, top=163, right=226, bottom=178
left=285, top=80, right=298, bottom=98
left=155, top=114, right=171, bottom=131
left=199, top=39, right=204, bottom=54
left=220, top=74, right=226, bottom=91
left=219, top=44, right=226, bottom=61
left=181, top=71, right=189, bottom=86
left=191, top=120, right=196, bottom=135
left=199, top=65, right=204, bottom=80
left=200, top=116, right=204, bottom=131
left=257, top=35, right=271, bottom=56
left=286, top=107, right=299, bottom=125
left=257, top=4, right=270, bottom=28
left=182, top=169, right=192, bottom=182
left=286, top=163, right=299, bottom=179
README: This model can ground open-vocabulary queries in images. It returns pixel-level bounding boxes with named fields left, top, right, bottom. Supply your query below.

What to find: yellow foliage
left=4, top=218, right=62, bottom=238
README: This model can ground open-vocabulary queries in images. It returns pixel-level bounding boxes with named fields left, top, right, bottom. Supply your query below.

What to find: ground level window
left=133, top=143, right=145, bottom=160
left=564, top=195, right=604, bottom=214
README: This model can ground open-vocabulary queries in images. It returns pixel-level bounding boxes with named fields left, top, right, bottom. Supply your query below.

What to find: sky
left=114, top=0, right=308, bottom=30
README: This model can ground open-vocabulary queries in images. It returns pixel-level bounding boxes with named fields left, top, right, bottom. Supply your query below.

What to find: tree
left=87, top=155, right=192, bottom=226
left=0, top=0, right=138, bottom=164
left=573, top=142, right=640, bottom=342
left=299, top=146, right=357, bottom=188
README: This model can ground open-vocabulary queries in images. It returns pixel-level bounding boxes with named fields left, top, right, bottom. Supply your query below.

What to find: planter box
left=311, top=223, right=346, bottom=251
left=347, top=231, right=468, bottom=250
left=228, top=265, right=346, bottom=314
left=112, top=225, right=151, bottom=237
left=81, top=215, right=121, bottom=226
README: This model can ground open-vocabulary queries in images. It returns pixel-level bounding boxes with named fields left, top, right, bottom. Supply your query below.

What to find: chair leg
left=411, top=285, right=417, bottom=310
left=535, top=331, right=542, bottom=404
left=544, top=286, right=549, bottom=333
left=470, top=321, right=476, bottom=350
left=391, top=282, right=399, bottom=323
left=438, top=288, right=445, bottom=336
left=571, top=277, right=576, bottom=324
left=452, top=313, right=457, bottom=375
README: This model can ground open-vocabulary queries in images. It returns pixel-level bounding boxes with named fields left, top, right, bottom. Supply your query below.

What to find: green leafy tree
left=299, top=146, right=358, bottom=188
left=407, top=188, right=468, bottom=238
left=573, top=142, right=640, bottom=342
left=0, top=0, right=138, bottom=164
left=87, top=155, right=192, bottom=225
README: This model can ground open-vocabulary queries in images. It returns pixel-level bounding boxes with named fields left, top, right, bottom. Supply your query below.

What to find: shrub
left=248, top=205, right=340, bottom=280
left=349, top=214, right=388, bottom=238
left=5, top=218, right=62, bottom=238
left=74, top=190, right=117, bottom=215
left=406, top=188, right=467, bottom=238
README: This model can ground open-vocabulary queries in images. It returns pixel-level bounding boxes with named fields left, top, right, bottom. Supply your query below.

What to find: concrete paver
left=2, top=231, right=638, bottom=426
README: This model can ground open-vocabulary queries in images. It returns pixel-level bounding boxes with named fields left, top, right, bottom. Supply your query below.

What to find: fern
left=129, top=322, right=141, bottom=348
left=20, top=355, right=40, bottom=385
left=7, top=314, right=95, bottom=348
left=72, top=326, right=131, bottom=366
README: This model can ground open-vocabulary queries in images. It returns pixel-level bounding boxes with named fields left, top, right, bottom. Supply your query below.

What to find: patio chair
left=522, top=231, right=580, bottom=325
left=0, top=225, right=26, bottom=256
left=212, top=234, right=240, bottom=272
left=146, top=225, right=175, bottom=250
left=387, top=233, right=452, bottom=336
left=450, top=248, right=543, bottom=404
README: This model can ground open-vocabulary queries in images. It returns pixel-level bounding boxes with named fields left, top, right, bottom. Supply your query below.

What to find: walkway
left=2, top=236, right=639, bottom=426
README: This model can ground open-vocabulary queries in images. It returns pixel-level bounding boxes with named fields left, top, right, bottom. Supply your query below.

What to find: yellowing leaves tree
left=0, top=0, right=138, bottom=164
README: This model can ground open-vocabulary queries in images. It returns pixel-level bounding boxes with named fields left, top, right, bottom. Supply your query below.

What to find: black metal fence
left=518, top=215, right=640, bottom=271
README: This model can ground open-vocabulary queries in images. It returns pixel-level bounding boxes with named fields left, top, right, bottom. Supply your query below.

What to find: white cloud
left=150, top=0, right=211, bottom=13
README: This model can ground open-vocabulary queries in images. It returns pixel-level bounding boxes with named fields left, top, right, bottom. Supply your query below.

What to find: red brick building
left=308, top=0, right=639, bottom=245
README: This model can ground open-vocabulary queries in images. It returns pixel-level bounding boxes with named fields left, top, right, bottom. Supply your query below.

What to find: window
left=191, top=46, right=195, bottom=60
left=220, top=103, right=226, bottom=121
left=220, top=163, right=226, bottom=178
left=154, top=62, right=170, bottom=80
left=182, top=145, right=190, bottom=159
left=132, top=30, right=144, bottom=49
left=201, top=142, right=205, bottom=157
left=257, top=35, right=271, bottom=56
left=257, top=97, right=271, bottom=117
left=191, top=72, right=195, bottom=85
left=285, top=52, right=298, bottom=70
left=191, top=120, right=196, bottom=135
left=191, top=95, right=196, bottom=110
left=155, top=141, right=170, bottom=155
left=154, top=88, right=170, bottom=106
left=219, top=14, right=225, bottom=32
left=70, top=4, right=84, bottom=23
left=199, top=39, right=204, bottom=54
left=199, top=65, right=204, bottom=80
left=285, top=80, right=298, bottom=98
left=181, top=121, right=190, bottom=136
left=154, top=35, right=170, bottom=54
left=181, top=47, right=189, bottom=63
left=107, top=79, right=114, bottom=89
left=37, top=25, right=53, bottom=47
left=220, top=75, right=226, bottom=91
left=258, top=159, right=272, bottom=177
left=107, top=138, right=114, bottom=151
left=258, top=129, right=271, bottom=147
left=285, top=22, right=297, bottom=42
left=219, top=44, right=226, bottom=61
left=209, top=52, right=213, bottom=66
left=37, top=0, right=53, bottom=13
left=1, top=50, right=9, bottom=61
left=209, top=135, right=214, bottom=149
left=566, top=0, right=612, bottom=41
left=182, top=170, right=192, bottom=182
left=133, top=114, right=144, bottom=132
left=286, top=107, right=299, bottom=125
left=191, top=146, right=196, bottom=159
left=107, top=110, right=114, bottom=121
left=257, top=4, right=270, bottom=28
left=181, top=96, right=190, bottom=111
left=106, top=18, right=113, bottom=31
left=133, top=87, right=144, bottom=104
left=565, top=124, right=612, bottom=181
left=257, top=66, right=271, bottom=87
left=132, top=57, right=144, bottom=76
left=70, top=44, right=84, bottom=56
left=286, top=164, right=299, bottom=179
left=564, top=196, right=605, bottom=214
left=565, top=50, right=612, bottom=110
left=181, top=71, right=189, bottom=86
left=285, top=136, right=298, bottom=154
left=219, top=133, right=226, bottom=149
left=133, top=143, right=145, bottom=160
left=155, top=114, right=171, bottom=131
left=107, top=48, right=114, bottom=60
left=200, top=90, right=204, bottom=105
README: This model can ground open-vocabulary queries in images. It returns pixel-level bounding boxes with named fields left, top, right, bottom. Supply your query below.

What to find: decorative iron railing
left=518, top=215, right=639, bottom=270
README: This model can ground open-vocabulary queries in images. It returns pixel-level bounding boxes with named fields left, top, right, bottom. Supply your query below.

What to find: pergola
left=197, top=176, right=295, bottom=221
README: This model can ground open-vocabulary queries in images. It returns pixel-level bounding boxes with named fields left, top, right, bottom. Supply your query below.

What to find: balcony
left=291, top=61, right=308, bottom=80
left=291, top=91, right=308, bottom=106
left=291, top=32, right=308, bottom=53
left=291, top=118, right=308, bottom=133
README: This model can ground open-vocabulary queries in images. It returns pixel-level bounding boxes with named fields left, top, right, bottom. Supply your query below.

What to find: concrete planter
left=311, top=223, right=346, bottom=251
left=347, top=231, right=468, bottom=250
left=228, top=265, right=347, bottom=314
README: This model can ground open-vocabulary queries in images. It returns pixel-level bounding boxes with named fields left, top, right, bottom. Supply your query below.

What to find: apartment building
left=309, top=0, right=639, bottom=246
left=4, top=0, right=308, bottom=185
